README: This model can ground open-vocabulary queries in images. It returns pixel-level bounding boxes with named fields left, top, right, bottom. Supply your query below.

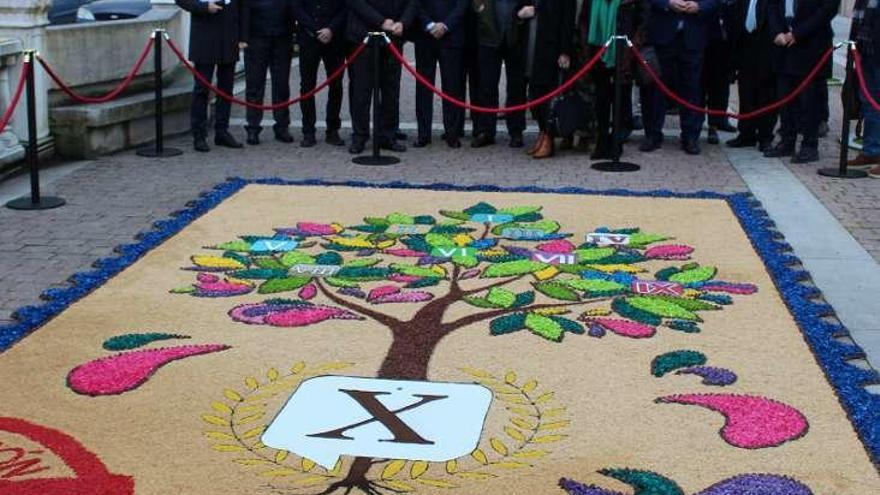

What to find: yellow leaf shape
left=274, top=450, right=289, bottom=463
left=295, top=476, right=331, bottom=486
left=521, top=380, right=538, bottom=393
left=301, top=458, right=316, bottom=472
left=381, top=460, right=407, bottom=479
left=456, top=472, right=497, bottom=480
left=539, top=421, right=571, bottom=431
left=224, top=389, right=244, bottom=402
left=330, top=223, right=345, bottom=234
left=261, top=468, right=298, bottom=477
left=212, top=444, right=246, bottom=452
left=503, top=371, right=517, bottom=385
left=471, top=448, right=489, bottom=465
left=416, top=478, right=457, bottom=488
left=201, top=414, right=229, bottom=426
left=481, top=247, right=507, bottom=257
left=512, top=450, right=548, bottom=459
left=506, top=406, right=537, bottom=417
left=583, top=308, right=612, bottom=317
left=290, top=361, right=306, bottom=374
left=510, top=417, right=534, bottom=430
left=504, top=426, right=526, bottom=442
left=445, top=460, right=458, bottom=474
left=241, top=426, right=265, bottom=439
left=234, top=459, right=273, bottom=465
left=410, top=461, right=429, bottom=479
left=498, top=395, right=528, bottom=405
left=534, top=392, right=555, bottom=404
left=489, top=438, right=509, bottom=456
left=430, top=265, right=447, bottom=277
left=192, top=255, right=245, bottom=270
left=532, top=307, right=571, bottom=316
left=543, top=407, right=567, bottom=418
left=375, top=480, right=415, bottom=492
left=245, top=377, right=260, bottom=390
left=490, top=461, right=531, bottom=469
left=328, top=236, right=374, bottom=248
left=533, top=434, right=566, bottom=443
left=267, top=368, right=280, bottom=381
left=252, top=441, right=266, bottom=449
left=236, top=405, right=264, bottom=415
left=204, top=431, right=235, bottom=441
left=584, top=263, right=644, bottom=274
left=376, top=239, right=397, bottom=250
left=533, top=266, right=560, bottom=281
left=211, top=401, right=233, bottom=415
left=683, top=289, right=701, bottom=299
left=453, top=234, right=474, bottom=246
left=460, top=367, right=493, bottom=379
left=236, top=413, right=265, bottom=425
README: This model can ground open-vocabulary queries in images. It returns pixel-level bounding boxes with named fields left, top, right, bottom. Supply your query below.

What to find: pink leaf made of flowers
left=536, top=240, right=575, bottom=253
left=587, top=317, right=656, bottom=338
left=368, top=285, right=401, bottom=302
left=645, top=244, right=695, bottom=260
left=371, top=291, right=435, bottom=304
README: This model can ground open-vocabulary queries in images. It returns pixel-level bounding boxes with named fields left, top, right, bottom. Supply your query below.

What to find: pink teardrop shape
left=265, top=307, right=346, bottom=327
left=67, top=345, right=229, bottom=396
left=197, top=273, right=219, bottom=283
left=389, top=274, right=423, bottom=283
left=297, top=222, right=337, bottom=235
left=372, top=291, right=434, bottom=304
left=588, top=317, right=656, bottom=338
left=536, top=240, right=575, bottom=253
left=657, top=393, right=809, bottom=449
left=384, top=248, right=428, bottom=257
left=299, top=283, right=318, bottom=300
left=460, top=269, right=481, bottom=280
left=645, top=244, right=695, bottom=260
left=368, top=285, right=401, bottom=302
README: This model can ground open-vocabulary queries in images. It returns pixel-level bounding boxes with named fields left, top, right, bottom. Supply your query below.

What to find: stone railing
left=0, top=37, right=25, bottom=167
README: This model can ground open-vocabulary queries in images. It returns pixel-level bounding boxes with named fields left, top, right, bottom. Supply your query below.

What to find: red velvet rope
left=166, top=37, right=365, bottom=110
left=0, top=60, right=29, bottom=134
left=387, top=41, right=608, bottom=113
left=630, top=43, right=837, bottom=120
left=852, top=46, right=880, bottom=112
left=38, top=37, right=155, bottom=104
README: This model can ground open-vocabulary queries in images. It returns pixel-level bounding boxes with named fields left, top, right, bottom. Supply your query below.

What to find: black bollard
left=137, top=29, right=182, bottom=158
left=819, top=42, right=866, bottom=178
left=592, top=36, right=640, bottom=172
left=6, top=50, right=65, bottom=210
left=353, top=33, right=400, bottom=166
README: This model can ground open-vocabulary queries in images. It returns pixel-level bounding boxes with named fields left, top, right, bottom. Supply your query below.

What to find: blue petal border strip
left=1, top=177, right=877, bottom=465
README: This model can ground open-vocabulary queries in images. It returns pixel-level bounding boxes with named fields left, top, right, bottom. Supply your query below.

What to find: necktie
left=745, top=0, right=758, bottom=32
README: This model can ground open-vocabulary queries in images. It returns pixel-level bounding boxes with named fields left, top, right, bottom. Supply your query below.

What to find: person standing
left=701, top=1, right=737, bottom=145
left=346, top=0, right=419, bottom=154
left=293, top=0, right=348, bottom=148
left=413, top=0, right=469, bottom=148
left=764, top=0, right=839, bottom=163
left=471, top=0, right=531, bottom=148
left=176, top=0, right=249, bottom=152
left=848, top=0, right=880, bottom=173
left=726, top=0, right=777, bottom=151
left=243, top=0, right=295, bottom=145
left=525, top=0, right=576, bottom=159
left=641, top=0, right=718, bottom=155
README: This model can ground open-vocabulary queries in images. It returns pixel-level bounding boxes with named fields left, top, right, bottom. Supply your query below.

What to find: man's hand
left=517, top=6, right=536, bottom=19
left=430, top=22, right=448, bottom=39
left=774, top=32, right=788, bottom=46
left=558, top=54, right=571, bottom=69
left=317, top=28, right=333, bottom=44
left=207, top=2, right=223, bottom=14
left=392, top=22, right=404, bottom=37
left=785, top=33, right=796, bottom=46
left=239, top=41, right=248, bottom=49
left=669, top=0, right=688, bottom=12
left=684, top=1, right=699, bottom=13
left=382, top=19, right=396, bottom=32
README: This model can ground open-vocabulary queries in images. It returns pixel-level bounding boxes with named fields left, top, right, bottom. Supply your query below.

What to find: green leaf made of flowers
left=334, top=267, right=391, bottom=281
left=482, top=260, right=549, bottom=278
left=513, top=291, right=535, bottom=307
left=612, top=297, right=663, bottom=326
left=651, top=350, right=707, bottom=377
left=491, top=220, right=561, bottom=236
left=251, top=257, right=287, bottom=270
left=561, top=279, right=627, bottom=295
left=497, top=206, right=542, bottom=216
left=440, top=210, right=472, bottom=221
left=214, top=240, right=252, bottom=252
left=315, top=252, right=344, bottom=266
left=624, top=296, right=700, bottom=321
left=525, top=313, right=564, bottom=342
left=386, top=212, right=415, bottom=225
left=413, top=215, right=437, bottom=225
left=364, top=216, right=392, bottom=226
left=490, top=313, right=527, bottom=335
left=258, top=277, right=312, bottom=294
left=549, top=316, right=585, bottom=334
left=426, top=233, right=456, bottom=247
left=344, top=257, right=382, bottom=268
left=464, top=202, right=497, bottom=215
left=464, top=296, right=501, bottom=309
left=533, top=282, right=580, bottom=301
left=486, top=287, right=517, bottom=308
left=230, top=268, right=288, bottom=280
left=391, top=264, right=446, bottom=279
left=223, top=251, right=251, bottom=267
left=452, top=254, right=479, bottom=268
left=628, top=233, right=672, bottom=248
left=668, top=266, right=717, bottom=284
left=324, top=277, right=360, bottom=288
left=280, top=251, right=317, bottom=267
left=573, top=247, right=617, bottom=262
left=648, top=296, right=720, bottom=312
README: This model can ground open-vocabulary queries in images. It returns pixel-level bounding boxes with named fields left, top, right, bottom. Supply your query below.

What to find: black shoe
left=349, top=140, right=366, bottom=155
left=639, top=136, right=661, bottom=152
left=395, top=130, right=408, bottom=141
left=763, top=142, right=795, bottom=158
left=682, top=140, right=701, bottom=155
left=446, top=137, right=461, bottom=148
left=716, top=120, right=737, bottom=133
left=509, top=134, right=524, bottom=148
left=818, top=121, right=829, bottom=138
left=325, top=130, right=345, bottom=146
left=381, top=141, right=407, bottom=152
left=726, top=135, right=757, bottom=148
left=791, top=146, right=819, bottom=163
left=758, top=139, right=774, bottom=153
left=471, top=134, right=495, bottom=148
left=707, top=128, right=719, bottom=145
left=413, top=137, right=431, bottom=148
left=194, top=137, right=210, bottom=152
left=215, top=131, right=243, bottom=149
left=246, top=130, right=260, bottom=145
left=274, top=128, right=294, bottom=143
left=632, top=114, right=644, bottom=131
left=301, top=134, right=317, bottom=148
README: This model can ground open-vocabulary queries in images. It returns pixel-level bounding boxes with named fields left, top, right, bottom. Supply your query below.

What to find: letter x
left=308, top=389, right=447, bottom=445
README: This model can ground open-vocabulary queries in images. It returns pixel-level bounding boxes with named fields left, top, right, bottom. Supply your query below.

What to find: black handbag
left=548, top=71, right=589, bottom=137
left=842, top=69, right=862, bottom=119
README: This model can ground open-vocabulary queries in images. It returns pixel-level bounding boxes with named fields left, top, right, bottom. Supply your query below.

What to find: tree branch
left=313, top=278, right=405, bottom=329
left=462, top=274, right=527, bottom=296
left=443, top=297, right=614, bottom=331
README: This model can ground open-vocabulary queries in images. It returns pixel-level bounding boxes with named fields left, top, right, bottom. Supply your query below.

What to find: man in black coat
left=293, top=0, right=348, bottom=147
left=345, top=0, right=419, bottom=154
left=764, top=0, right=839, bottom=163
left=244, top=0, right=295, bottom=145
left=726, top=0, right=777, bottom=151
left=413, top=0, right=469, bottom=148
left=176, top=0, right=249, bottom=152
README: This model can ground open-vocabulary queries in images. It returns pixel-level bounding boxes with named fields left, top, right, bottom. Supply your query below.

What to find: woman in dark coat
left=579, top=0, right=649, bottom=159
left=525, top=0, right=576, bottom=159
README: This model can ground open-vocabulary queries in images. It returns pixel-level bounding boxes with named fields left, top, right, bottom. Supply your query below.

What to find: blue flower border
left=1, top=177, right=877, bottom=465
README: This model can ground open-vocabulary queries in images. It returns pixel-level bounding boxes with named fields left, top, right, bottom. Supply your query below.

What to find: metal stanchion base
left=818, top=168, right=868, bottom=178
left=136, top=147, right=183, bottom=158
left=6, top=196, right=66, bottom=210
left=352, top=155, right=400, bottom=166
left=591, top=160, right=641, bottom=172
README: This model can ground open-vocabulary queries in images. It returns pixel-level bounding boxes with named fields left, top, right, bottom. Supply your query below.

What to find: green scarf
left=587, top=0, right=622, bottom=67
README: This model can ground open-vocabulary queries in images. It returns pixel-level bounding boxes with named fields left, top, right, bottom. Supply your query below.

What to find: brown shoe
left=869, top=164, right=880, bottom=178
left=527, top=132, right=547, bottom=155
left=847, top=154, right=880, bottom=170
left=533, top=134, right=555, bottom=159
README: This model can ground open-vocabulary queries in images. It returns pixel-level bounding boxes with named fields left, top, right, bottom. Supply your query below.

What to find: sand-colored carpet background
left=0, top=185, right=877, bottom=494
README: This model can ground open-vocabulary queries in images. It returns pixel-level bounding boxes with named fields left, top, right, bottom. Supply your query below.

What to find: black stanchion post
left=592, top=36, right=640, bottom=172
left=353, top=32, right=400, bottom=166
left=6, top=50, right=65, bottom=210
left=819, top=42, right=866, bottom=178
left=137, top=29, right=182, bottom=158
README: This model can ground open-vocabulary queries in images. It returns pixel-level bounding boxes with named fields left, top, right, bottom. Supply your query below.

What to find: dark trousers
left=648, top=33, right=705, bottom=143
left=477, top=41, right=526, bottom=138
left=593, top=64, right=634, bottom=137
left=736, top=34, right=777, bottom=142
left=777, top=74, right=822, bottom=148
left=191, top=62, right=235, bottom=139
left=415, top=40, right=464, bottom=140
left=460, top=13, right=481, bottom=137
left=299, top=38, right=345, bottom=136
left=702, top=37, right=732, bottom=127
left=244, top=36, right=292, bottom=132
left=349, top=40, right=403, bottom=144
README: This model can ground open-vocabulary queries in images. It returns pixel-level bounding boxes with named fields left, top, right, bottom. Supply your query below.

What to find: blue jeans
left=859, top=55, right=880, bottom=156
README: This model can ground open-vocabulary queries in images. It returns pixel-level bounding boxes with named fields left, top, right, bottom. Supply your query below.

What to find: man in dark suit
left=726, top=0, right=777, bottom=151
left=701, top=1, right=737, bottom=145
left=244, top=0, right=295, bottom=145
left=293, top=0, right=348, bottom=147
left=764, top=0, right=839, bottom=163
left=176, top=0, right=249, bottom=152
left=642, top=0, right=719, bottom=155
left=413, top=0, right=469, bottom=148
left=346, top=0, right=419, bottom=154
left=471, top=0, right=532, bottom=148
